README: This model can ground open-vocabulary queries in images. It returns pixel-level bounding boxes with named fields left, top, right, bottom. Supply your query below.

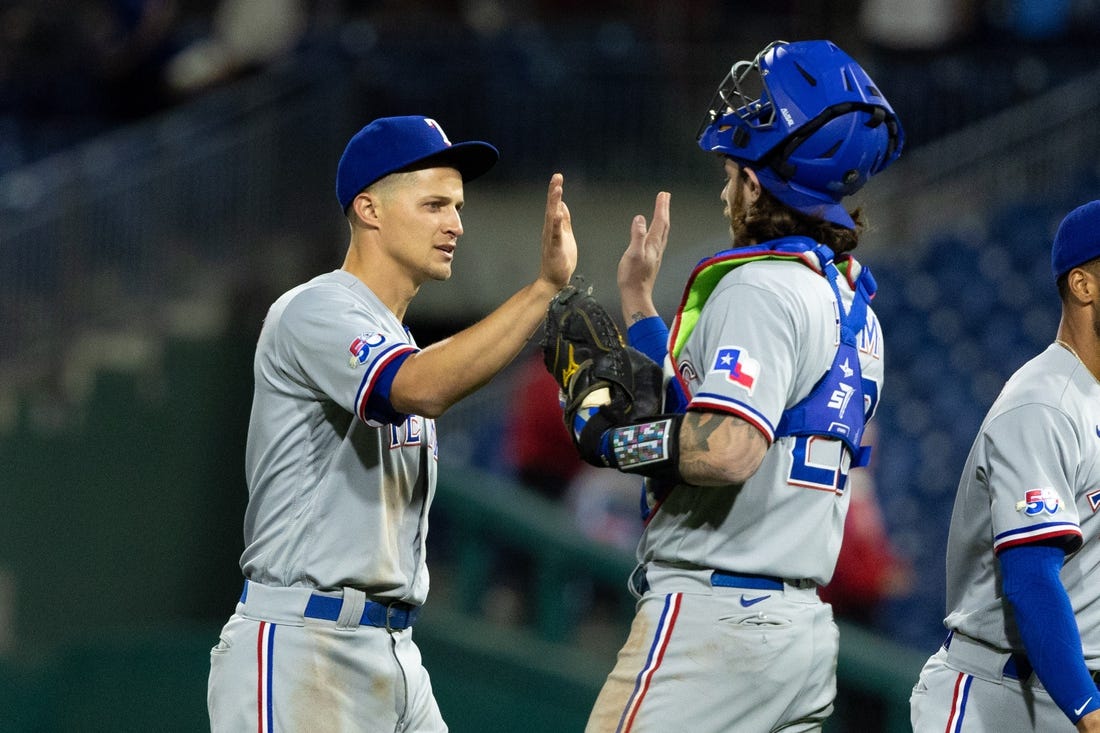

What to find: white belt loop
left=336, top=587, right=366, bottom=630
left=238, top=580, right=315, bottom=625
left=946, top=632, right=1014, bottom=682
left=783, top=578, right=820, bottom=599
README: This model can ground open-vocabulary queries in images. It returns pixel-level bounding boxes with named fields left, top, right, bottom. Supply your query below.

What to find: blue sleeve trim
left=364, top=350, right=414, bottom=425
left=626, top=316, right=669, bottom=364
left=1000, top=544, right=1100, bottom=723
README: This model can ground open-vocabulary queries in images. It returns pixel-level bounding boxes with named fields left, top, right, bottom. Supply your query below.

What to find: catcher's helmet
left=697, top=40, right=904, bottom=229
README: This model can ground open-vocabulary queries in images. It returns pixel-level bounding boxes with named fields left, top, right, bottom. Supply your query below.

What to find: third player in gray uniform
left=563, top=41, right=904, bottom=731
left=910, top=200, right=1100, bottom=732
left=207, top=115, right=576, bottom=732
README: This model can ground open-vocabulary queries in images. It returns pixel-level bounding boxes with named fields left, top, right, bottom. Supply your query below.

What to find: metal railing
left=0, top=52, right=356, bottom=396
left=3, top=37, right=1099, bottom=400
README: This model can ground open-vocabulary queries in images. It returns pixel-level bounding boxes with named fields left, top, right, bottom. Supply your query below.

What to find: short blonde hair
left=346, top=169, right=423, bottom=222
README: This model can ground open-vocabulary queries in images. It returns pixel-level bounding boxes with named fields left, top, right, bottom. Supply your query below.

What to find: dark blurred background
left=1, top=0, right=1098, bottom=730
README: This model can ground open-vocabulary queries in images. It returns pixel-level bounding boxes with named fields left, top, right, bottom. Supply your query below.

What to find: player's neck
left=341, top=247, right=419, bottom=321
left=1055, top=319, right=1100, bottom=383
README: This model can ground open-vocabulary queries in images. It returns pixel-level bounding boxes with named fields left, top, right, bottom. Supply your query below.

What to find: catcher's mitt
left=541, top=283, right=663, bottom=461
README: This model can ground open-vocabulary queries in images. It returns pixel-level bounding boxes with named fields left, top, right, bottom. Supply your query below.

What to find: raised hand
left=618, top=191, right=670, bottom=324
left=539, top=173, right=577, bottom=291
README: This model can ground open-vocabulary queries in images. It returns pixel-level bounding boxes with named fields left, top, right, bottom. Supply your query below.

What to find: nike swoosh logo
left=1075, top=697, right=1093, bottom=717
left=740, top=594, right=771, bottom=607
left=1095, top=425, right=1100, bottom=439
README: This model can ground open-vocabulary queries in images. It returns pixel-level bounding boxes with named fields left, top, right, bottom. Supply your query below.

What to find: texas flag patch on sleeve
left=711, top=346, right=760, bottom=394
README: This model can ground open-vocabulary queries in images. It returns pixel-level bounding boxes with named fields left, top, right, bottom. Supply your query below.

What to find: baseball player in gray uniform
left=207, top=115, right=577, bottom=732
left=910, top=200, right=1100, bottom=732
left=559, top=41, right=904, bottom=732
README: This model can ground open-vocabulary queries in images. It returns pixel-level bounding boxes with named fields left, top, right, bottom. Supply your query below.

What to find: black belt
left=1001, top=651, right=1033, bottom=681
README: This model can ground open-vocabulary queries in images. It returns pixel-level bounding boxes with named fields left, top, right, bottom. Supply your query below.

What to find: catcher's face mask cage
left=695, top=40, right=786, bottom=143
left=697, top=40, right=905, bottom=202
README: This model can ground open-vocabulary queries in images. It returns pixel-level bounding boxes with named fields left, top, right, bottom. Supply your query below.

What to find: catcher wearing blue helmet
left=555, top=40, right=905, bottom=732
left=698, top=39, right=904, bottom=233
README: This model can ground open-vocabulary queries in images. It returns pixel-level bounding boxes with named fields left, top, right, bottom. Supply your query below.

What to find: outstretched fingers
left=624, top=192, right=670, bottom=263
left=544, top=172, right=564, bottom=233
left=648, top=191, right=671, bottom=251
left=618, top=191, right=671, bottom=323
left=541, top=172, right=577, bottom=290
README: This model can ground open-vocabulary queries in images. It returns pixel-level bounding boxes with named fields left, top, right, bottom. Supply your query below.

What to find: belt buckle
left=382, top=601, right=416, bottom=632
left=384, top=602, right=402, bottom=632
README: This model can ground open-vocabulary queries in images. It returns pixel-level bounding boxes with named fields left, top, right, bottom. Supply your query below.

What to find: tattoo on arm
left=679, top=411, right=767, bottom=486
left=629, top=311, right=648, bottom=324
left=679, top=412, right=724, bottom=481
left=683, top=411, right=724, bottom=450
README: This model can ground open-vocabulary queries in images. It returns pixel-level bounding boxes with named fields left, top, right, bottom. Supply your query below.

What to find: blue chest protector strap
left=773, top=250, right=875, bottom=467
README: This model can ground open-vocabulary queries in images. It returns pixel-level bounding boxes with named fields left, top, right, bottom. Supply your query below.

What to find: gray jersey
left=943, top=343, right=1100, bottom=657
left=642, top=258, right=884, bottom=584
left=240, top=269, right=436, bottom=604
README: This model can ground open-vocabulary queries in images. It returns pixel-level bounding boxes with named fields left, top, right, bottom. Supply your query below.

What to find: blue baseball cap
left=1052, top=200, right=1100, bottom=281
left=336, top=116, right=499, bottom=211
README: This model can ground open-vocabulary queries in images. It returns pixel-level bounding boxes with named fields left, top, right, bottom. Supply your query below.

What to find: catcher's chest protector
left=668, top=236, right=876, bottom=468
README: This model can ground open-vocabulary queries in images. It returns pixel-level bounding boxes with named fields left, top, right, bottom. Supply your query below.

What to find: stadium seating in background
left=869, top=194, right=1069, bottom=649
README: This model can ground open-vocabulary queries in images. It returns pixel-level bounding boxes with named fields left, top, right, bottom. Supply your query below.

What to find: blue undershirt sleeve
left=626, top=316, right=669, bottom=364
left=1000, top=543, right=1100, bottom=723
left=625, top=315, right=688, bottom=414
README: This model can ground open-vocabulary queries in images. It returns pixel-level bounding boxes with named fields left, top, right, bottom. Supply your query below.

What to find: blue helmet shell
left=697, top=40, right=904, bottom=226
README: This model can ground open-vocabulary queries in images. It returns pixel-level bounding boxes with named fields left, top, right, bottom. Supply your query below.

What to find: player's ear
left=742, top=166, right=762, bottom=205
left=1074, top=263, right=1100, bottom=303
left=351, top=191, right=381, bottom=227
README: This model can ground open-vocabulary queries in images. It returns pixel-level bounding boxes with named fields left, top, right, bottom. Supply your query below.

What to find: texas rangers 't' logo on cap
left=423, top=118, right=452, bottom=146
left=712, top=346, right=760, bottom=394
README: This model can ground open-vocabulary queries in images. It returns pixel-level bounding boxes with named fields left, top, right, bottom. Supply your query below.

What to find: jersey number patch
left=788, top=435, right=850, bottom=494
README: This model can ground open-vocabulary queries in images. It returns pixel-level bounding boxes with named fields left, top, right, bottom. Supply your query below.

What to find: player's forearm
left=390, top=279, right=560, bottom=417
left=620, top=291, right=659, bottom=327
left=678, top=411, right=767, bottom=486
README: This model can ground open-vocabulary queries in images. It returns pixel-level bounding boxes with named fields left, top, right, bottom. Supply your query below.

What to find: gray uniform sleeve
left=983, top=403, right=1083, bottom=555
left=271, top=284, right=417, bottom=426
left=686, top=272, right=823, bottom=442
